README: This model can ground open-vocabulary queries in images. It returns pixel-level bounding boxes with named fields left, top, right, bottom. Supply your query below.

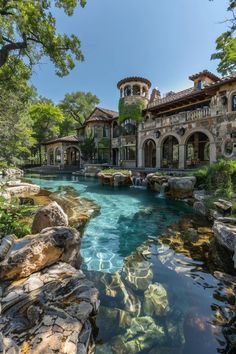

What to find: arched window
left=162, top=136, right=179, bottom=168
left=232, top=94, right=236, bottom=111
left=133, top=85, right=141, bottom=96
left=124, top=85, right=132, bottom=96
left=143, top=87, right=148, bottom=97
left=55, top=148, right=61, bottom=164
left=224, top=139, right=234, bottom=157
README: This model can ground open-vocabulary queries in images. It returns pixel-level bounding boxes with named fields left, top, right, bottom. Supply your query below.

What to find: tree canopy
left=0, top=87, right=35, bottom=165
left=59, top=91, right=100, bottom=135
left=211, top=0, right=236, bottom=75
left=0, top=0, right=87, bottom=76
left=29, top=100, right=64, bottom=144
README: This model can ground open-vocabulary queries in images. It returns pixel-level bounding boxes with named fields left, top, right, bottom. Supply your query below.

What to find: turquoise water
left=27, top=174, right=193, bottom=273
left=26, top=174, right=236, bottom=354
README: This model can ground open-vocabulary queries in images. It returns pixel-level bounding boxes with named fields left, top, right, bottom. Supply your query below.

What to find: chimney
left=150, top=88, right=161, bottom=103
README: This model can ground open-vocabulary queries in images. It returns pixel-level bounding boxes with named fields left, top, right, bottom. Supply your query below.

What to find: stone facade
left=42, top=70, right=236, bottom=170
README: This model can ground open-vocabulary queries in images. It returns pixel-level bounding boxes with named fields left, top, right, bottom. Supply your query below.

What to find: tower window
left=124, top=85, right=132, bottom=96
left=197, top=80, right=203, bottom=90
left=133, top=85, right=141, bottom=96
left=232, top=95, right=236, bottom=111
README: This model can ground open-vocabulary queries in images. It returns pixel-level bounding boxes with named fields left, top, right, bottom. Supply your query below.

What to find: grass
left=190, top=160, right=236, bottom=198
left=101, top=168, right=131, bottom=176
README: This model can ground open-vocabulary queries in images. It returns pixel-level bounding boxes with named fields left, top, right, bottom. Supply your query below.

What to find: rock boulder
left=167, top=177, right=196, bottom=199
left=0, top=226, right=81, bottom=281
left=0, top=262, right=99, bottom=354
left=32, top=201, right=68, bottom=233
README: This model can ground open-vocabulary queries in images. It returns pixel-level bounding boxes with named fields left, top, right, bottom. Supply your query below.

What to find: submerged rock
left=32, top=201, right=68, bottom=233
left=0, top=226, right=81, bottom=281
left=144, top=283, right=169, bottom=316
left=213, top=220, right=236, bottom=271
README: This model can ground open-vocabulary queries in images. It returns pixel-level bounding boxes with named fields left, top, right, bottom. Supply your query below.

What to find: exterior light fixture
left=177, top=127, right=185, bottom=136
left=155, top=130, right=161, bottom=138
left=221, top=95, right=228, bottom=105
left=231, top=130, right=236, bottom=139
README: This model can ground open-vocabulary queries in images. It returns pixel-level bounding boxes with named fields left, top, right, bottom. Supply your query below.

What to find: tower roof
left=117, top=76, right=151, bottom=89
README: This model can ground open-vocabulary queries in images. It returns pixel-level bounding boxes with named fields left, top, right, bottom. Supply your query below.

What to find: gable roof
left=42, top=135, right=81, bottom=145
left=85, top=107, right=118, bottom=123
left=148, top=73, right=236, bottom=110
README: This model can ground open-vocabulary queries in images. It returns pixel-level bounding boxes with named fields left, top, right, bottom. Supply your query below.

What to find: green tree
left=0, top=0, right=87, bottom=76
left=30, top=101, right=64, bottom=143
left=211, top=0, right=236, bottom=75
left=80, top=134, right=96, bottom=162
left=59, top=91, right=100, bottom=135
left=0, top=88, right=35, bottom=165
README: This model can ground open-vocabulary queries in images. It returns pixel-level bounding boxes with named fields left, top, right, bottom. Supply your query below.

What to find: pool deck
left=25, top=164, right=194, bottom=175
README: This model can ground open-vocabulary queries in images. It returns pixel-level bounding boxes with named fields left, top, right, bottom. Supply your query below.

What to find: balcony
left=112, top=135, right=136, bottom=148
left=141, top=107, right=211, bottom=130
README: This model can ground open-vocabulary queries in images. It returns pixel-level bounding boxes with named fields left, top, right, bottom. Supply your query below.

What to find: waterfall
left=158, top=182, right=168, bottom=198
left=131, top=176, right=147, bottom=189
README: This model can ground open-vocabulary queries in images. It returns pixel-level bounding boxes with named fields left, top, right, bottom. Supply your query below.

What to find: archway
left=185, top=132, right=210, bottom=168
left=65, top=146, right=80, bottom=166
left=162, top=135, right=179, bottom=168
left=112, top=148, right=119, bottom=165
left=143, top=139, right=156, bottom=168
left=55, top=148, right=62, bottom=165
left=48, top=148, right=54, bottom=165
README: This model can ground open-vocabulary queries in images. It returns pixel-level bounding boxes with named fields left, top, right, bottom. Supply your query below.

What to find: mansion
left=42, top=70, right=236, bottom=170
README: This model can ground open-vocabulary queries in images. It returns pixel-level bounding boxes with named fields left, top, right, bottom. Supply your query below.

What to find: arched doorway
left=144, top=139, right=156, bottom=168
left=55, top=148, right=62, bottom=165
left=65, top=147, right=80, bottom=166
left=48, top=149, right=54, bottom=165
left=186, top=132, right=210, bottom=168
left=112, top=148, right=119, bottom=165
left=162, top=135, right=179, bottom=168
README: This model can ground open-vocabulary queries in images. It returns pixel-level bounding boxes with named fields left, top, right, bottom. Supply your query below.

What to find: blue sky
left=30, top=0, right=228, bottom=110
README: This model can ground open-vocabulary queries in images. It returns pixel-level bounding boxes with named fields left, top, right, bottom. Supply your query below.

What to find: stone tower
left=117, top=76, right=151, bottom=110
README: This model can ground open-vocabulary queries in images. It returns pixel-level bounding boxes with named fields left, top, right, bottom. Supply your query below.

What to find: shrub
left=192, top=160, right=236, bottom=198
left=0, top=198, right=36, bottom=238
left=101, top=168, right=130, bottom=176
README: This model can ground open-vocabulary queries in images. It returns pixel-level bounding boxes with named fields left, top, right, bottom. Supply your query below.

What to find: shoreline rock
left=32, top=201, right=68, bottom=234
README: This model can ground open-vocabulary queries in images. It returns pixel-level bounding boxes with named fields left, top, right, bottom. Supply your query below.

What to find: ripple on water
left=26, top=175, right=236, bottom=354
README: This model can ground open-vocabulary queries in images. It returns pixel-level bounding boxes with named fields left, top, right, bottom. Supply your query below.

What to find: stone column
left=47, top=149, right=50, bottom=165
left=179, top=144, right=185, bottom=169
left=156, top=146, right=161, bottom=169
left=53, top=149, right=56, bottom=166
left=210, top=143, right=217, bottom=164
left=60, top=146, right=65, bottom=166
left=138, top=145, right=143, bottom=167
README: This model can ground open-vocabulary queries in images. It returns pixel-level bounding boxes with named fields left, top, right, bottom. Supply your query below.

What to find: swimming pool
left=27, top=174, right=236, bottom=354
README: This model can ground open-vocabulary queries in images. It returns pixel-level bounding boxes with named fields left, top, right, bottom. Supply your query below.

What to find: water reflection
left=26, top=174, right=236, bottom=353
left=85, top=217, right=236, bottom=354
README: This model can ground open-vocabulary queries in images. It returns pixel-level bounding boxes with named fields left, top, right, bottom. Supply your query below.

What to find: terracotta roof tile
left=117, top=77, right=151, bottom=89
left=86, top=107, right=118, bottom=123
left=42, top=135, right=81, bottom=145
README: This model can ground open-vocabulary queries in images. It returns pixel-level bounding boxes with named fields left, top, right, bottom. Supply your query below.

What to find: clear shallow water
left=27, top=174, right=193, bottom=273
left=27, top=174, right=236, bottom=354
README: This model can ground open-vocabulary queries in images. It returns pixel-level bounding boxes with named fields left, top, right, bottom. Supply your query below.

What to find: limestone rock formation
left=213, top=220, right=236, bottom=272
left=146, top=174, right=169, bottom=192
left=0, top=262, right=99, bottom=354
left=2, top=167, right=24, bottom=177
left=0, top=226, right=81, bottom=281
left=167, top=177, right=196, bottom=199
left=5, top=182, right=40, bottom=198
left=32, top=201, right=68, bottom=233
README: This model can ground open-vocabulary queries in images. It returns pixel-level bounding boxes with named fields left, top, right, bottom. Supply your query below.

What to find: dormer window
left=197, top=80, right=203, bottom=90
left=232, top=95, right=236, bottom=111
